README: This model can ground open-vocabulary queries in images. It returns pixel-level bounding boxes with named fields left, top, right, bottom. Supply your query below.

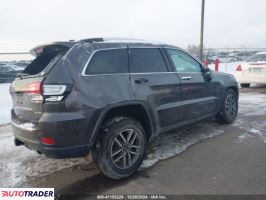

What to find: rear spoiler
left=30, top=42, right=76, bottom=57
left=30, top=38, right=105, bottom=57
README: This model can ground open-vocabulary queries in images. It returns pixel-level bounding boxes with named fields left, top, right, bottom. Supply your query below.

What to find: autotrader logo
left=0, top=188, right=54, bottom=199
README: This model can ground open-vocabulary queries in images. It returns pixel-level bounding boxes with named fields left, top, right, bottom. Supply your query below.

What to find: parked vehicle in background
left=1, top=64, right=25, bottom=71
left=236, top=52, right=266, bottom=88
left=208, top=55, right=242, bottom=63
left=10, top=38, right=239, bottom=179
left=0, top=65, right=24, bottom=83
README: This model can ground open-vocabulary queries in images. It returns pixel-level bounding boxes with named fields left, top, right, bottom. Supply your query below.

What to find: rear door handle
left=181, top=76, right=192, bottom=80
left=135, top=78, right=149, bottom=84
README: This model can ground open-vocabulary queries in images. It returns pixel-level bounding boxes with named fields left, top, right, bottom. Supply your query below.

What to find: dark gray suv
left=10, top=38, right=238, bottom=179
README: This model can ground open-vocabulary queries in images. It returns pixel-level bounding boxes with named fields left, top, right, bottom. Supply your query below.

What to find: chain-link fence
left=0, top=53, right=33, bottom=84
left=195, top=47, right=266, bottom=63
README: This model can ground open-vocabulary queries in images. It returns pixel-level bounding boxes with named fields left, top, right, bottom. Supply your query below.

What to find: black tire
left=240, top=83, right=250, bottom=88
left=92, top=117, right=147, bottom=180
left=216, top=89, right=238, bottom=124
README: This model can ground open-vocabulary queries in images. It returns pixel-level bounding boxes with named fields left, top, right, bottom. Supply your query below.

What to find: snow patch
left=238, top=93, right=266, bottom=116
left=141, top=123, right=225, bottom=168
left=233, top=93, right=266, bottom=144
left=0, top=84, right=12, bottom=124
left=235, top=128, right=266, bottom=144
left=235, top=133, right=254, bottom=143
left=0, top=125, right=87, bottom=187
left=248, top=128, right=266, bottom=143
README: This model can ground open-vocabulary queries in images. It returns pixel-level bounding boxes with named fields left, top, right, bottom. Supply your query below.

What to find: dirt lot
left=1, top=85, right=266, bottom=199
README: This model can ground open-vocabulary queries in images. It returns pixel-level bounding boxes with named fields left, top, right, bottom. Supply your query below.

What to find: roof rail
left=103, top=37, right=164, bottom=45
left=79, top=38, right=103, bottom=43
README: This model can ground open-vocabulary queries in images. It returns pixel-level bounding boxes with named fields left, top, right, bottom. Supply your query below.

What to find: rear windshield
left=247, top=54, right=266, bottom=62
left=23, top=50, right=65, bottom=76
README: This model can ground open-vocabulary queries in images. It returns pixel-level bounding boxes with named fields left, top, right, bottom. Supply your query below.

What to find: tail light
left=43, top=85, right=67, bottom=102
left=23, top=83, right=67, bottom=102
left=41, top=137, right=55, bottom=145
left=236, top=65, right=242, bottom=72
left=25, top=82, right=43, bottom=101
left=25, top=82, right=41, bottom=93
left=43, top=85, right=66, bottom=95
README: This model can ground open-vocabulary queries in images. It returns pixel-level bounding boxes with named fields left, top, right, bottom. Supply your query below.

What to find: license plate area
left=16, top=93, right=24, bottom=105
left=249, top=68, right=263, bottom=73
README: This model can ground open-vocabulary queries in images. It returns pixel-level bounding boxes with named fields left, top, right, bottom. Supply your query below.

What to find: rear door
left=165, top=48, right=217, bottom=121
left=129, top=47, right=182, bottom=129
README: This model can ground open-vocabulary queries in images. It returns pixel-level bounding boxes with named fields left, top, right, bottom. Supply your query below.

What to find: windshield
left=247, top=54, right=266, bottom=62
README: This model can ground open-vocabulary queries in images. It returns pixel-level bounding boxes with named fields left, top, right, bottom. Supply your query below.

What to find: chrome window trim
left=128, top=46, right=163, bottom=49
left=81, top=47, right=164, bottom=77
left=81, top=71, right=201, bottom=77
left=81, top=47, right=203, bottom=77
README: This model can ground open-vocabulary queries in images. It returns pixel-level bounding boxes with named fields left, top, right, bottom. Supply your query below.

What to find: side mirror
left=204, top=70, right=212, bottom=82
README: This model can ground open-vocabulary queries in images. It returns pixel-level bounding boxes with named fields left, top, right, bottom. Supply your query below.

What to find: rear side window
left=129, top=48, right=168, bottom=73
left=85, top=49, right=128, bottom=75
left=166, top=49, right=201, bottom=73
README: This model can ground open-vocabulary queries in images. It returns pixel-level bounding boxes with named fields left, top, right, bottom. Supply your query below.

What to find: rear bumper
left=14, top=137, right=89, bottom=158
left=11, top=109, right=96, bottom=159
left=15, top=138, right=89, bottom=159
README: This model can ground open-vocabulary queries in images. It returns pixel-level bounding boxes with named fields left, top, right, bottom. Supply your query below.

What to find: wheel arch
left=226, top=86, right=239, bottom=99
left=88, top=101, right=156, bottom=148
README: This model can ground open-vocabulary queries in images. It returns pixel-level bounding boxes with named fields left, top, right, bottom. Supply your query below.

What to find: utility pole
left=200, top=0, right=205, bottom=61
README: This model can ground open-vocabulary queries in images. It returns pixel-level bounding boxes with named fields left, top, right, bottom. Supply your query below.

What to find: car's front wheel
left=92, top=117, right=147, bottom=179
left=216, top=89, right=238, bottom=124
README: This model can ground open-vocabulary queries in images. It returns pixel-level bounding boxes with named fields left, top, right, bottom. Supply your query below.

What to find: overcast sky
left=0, top=0, right=266, bottom=52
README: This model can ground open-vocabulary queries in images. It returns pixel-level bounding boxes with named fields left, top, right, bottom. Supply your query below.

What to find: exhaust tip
left=14, top=138, right=24, bottom=146
left=37, top=151, right=43, bottom=155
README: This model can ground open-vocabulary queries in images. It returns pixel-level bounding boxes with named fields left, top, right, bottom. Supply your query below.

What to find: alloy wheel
left=110, top=129, right=141, bottom=169
left=225, top=93, right=237, bottom=119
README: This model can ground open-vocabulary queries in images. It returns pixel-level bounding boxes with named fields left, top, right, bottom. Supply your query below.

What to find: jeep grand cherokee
left=10, top=38, right=238, bottom=179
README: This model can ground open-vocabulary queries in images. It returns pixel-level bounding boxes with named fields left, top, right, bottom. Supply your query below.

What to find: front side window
left=85, top=49, right=128, bottom=75
left=166, top=49, right=201, bottom=73
left=129, top=48, right=168, bottom=73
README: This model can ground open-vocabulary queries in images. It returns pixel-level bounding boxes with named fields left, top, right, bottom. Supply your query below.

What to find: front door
left=165, top=48, right=217, bottom=121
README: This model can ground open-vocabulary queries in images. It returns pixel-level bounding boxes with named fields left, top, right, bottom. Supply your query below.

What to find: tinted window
left=166, top=49, right=201, bottom=72
left=130, top=48, right=168, bottom=73
left=85, top=49, right=128, bottom=75
left=24, top=51, right=62, bottom=75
